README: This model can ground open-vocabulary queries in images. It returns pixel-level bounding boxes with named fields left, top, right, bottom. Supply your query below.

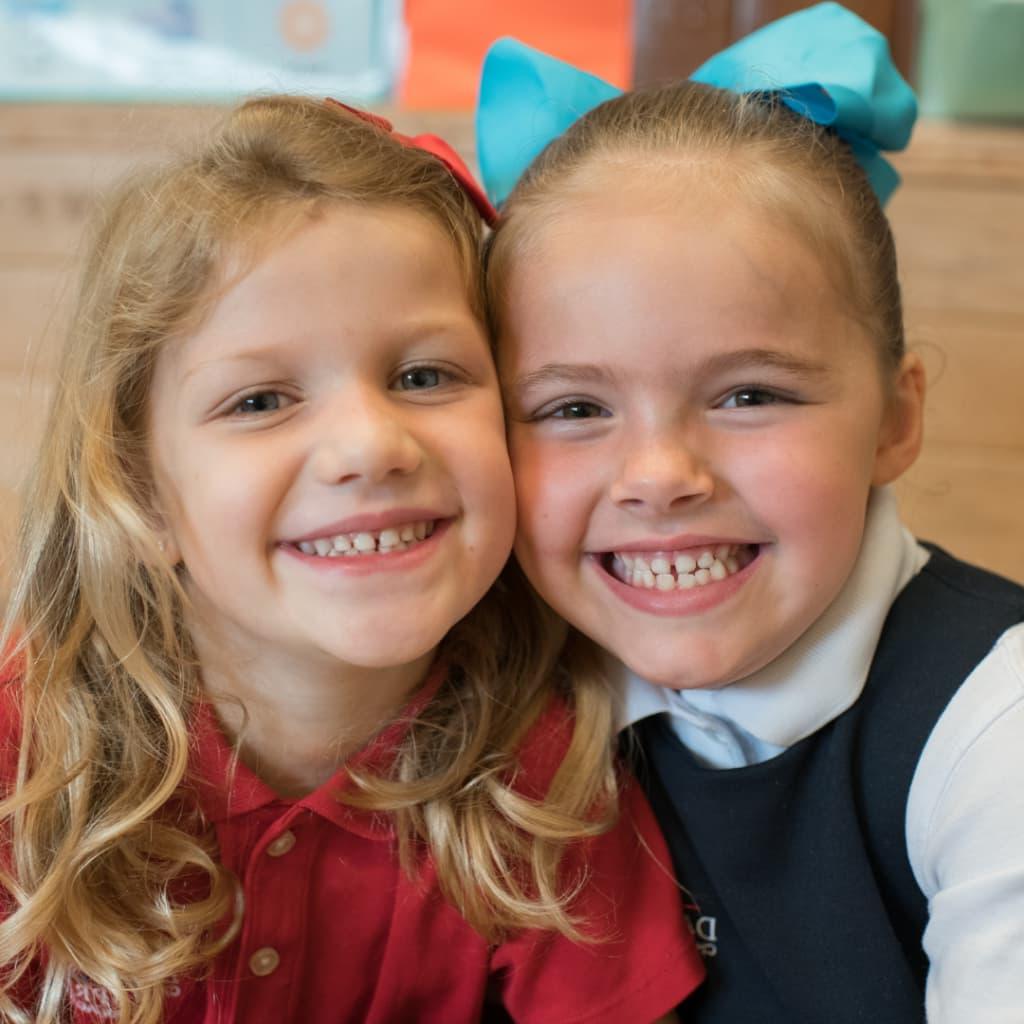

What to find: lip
left=284, top=508, right=450, bottom=544
left=279, top=518, right=453, bottom=575
left=588, top=546, right=761, bottom=616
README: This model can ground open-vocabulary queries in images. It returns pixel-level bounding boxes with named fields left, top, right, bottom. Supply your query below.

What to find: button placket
left=233, top=810, right=312, bottom=1018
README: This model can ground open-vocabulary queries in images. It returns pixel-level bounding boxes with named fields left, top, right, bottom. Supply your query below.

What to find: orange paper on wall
left=400, top=0, right=633, bottom=109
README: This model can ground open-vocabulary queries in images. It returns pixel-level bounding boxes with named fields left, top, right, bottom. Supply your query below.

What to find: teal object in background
left=918, top=0, right=1024, bottom=119
left=477, top=2, right=917, bottom=208
left=0, top=0, right=400, bottom=102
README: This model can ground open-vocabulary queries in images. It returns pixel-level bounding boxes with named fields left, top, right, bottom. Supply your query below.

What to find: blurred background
left=1, top=0, right=1022, bottom=594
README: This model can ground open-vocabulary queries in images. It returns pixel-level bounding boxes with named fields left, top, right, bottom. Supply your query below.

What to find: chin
left=337, top=639, right=439, bottom=670
left=637, top=668, right=719, bottom=692
left=619, top=649, right=737, bottom=692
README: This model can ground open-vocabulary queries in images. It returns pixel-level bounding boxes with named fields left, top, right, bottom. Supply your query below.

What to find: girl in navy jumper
left=0, top=95, right=702, bottom=1022
left=479, top=5, right=1024, bottom=1022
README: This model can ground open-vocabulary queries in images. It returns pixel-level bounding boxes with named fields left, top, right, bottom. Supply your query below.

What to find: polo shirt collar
left=188, top=660, right=448, bottom=837
left=618, top=486, right=928, bottom=749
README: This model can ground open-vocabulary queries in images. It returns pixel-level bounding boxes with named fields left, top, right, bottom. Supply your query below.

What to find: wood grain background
left=1, top=106, right=1021, bottom=597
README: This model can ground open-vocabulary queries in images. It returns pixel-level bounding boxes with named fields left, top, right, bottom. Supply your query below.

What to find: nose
left=609, top=426, right=714, bottom=516
left=309, top=388, right=424, bottom=486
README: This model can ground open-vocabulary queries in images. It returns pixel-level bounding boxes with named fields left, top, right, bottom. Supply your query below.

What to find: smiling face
left=149, top=203, right=514, bottom=677
left=499, top=177, right=922, bottom=690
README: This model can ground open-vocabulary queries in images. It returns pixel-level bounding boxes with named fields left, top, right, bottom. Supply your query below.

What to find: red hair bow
left=324, top=98, right=498, bottom=226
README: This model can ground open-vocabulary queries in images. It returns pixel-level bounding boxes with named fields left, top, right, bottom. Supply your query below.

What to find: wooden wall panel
left=0, top=152, right=141, bottom=259
left=0, top=371, right=51, bottom=490
left=891, top=188, right=1024, bottom=318
left=896, top=448, right=1024, bottom=579
left=0, top=484, right=17, bottom=596
left=908, top=314, right=1024, bottom=449
left=0, top=265, right=69, bottom=373
left=887, top=124, right=1024, bottom=583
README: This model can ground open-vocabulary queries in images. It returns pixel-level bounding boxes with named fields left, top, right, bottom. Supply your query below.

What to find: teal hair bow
left=476, top=1, right=917, bottom=208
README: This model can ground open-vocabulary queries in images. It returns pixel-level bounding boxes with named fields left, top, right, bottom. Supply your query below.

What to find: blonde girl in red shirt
left=0, top=96, right=701, bottom=1023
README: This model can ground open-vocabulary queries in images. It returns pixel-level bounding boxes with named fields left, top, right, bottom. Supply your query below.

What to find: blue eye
left=719, top=388, right=784, bottom=409
left=234, top=391, right=284, bottom=414
left=399, top=367, right=440, bottom=390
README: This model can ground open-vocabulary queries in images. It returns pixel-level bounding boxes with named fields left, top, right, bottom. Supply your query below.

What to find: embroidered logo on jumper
left=682, top=886, right=719, bottom=959
left=69, top=974, right=184, bottom=1021
left=68, top=976, right=117, bottom=1020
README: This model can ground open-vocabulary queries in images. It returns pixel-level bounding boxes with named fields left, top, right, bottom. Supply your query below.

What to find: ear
left=872, top=352, right=926, bottom=486
left=147, top=465, right=184, bottom=567
left=156, top=531, right=182, bottom=568
left=149, top=494, right=182, bottom=567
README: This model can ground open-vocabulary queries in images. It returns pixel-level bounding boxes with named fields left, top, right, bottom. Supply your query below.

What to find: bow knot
left=476, top=2, right=916, bottom=208
left=325, top=98, right=498, bottom=225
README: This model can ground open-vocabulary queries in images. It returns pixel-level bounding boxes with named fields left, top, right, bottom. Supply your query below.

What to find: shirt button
left=248, top=947, right=280, bottom=977
left=266, top=830, right=296, bottom=857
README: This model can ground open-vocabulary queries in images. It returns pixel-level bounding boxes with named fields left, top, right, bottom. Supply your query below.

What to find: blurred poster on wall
left=0, top=0, right=401, bottom=102
left=400, top=0, right=632, bottom=109
left=917, top=0, right=1024, bottom=118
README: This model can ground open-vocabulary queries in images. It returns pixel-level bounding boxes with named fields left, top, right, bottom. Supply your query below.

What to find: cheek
left=482, top=451, right=517, bottom=552
left=734, top=431, right=873, bottom=581
left=450, top=412, right=516, bottom=548
left=173, top=449, right=280, bottom=553
left=509, top=432, right=594, bottom=560
left=735, top=424, right=875, bottom=518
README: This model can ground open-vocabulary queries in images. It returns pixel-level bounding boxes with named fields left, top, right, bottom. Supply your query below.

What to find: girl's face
left=498, top=178, right=923, bottom=690
left=149, top=204, right=514, bottom=675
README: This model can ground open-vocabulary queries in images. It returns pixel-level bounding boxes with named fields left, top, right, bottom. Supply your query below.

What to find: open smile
left=280, top=516, right=456, bottom=574
left=591, top=542, right=762, bottom=616
left=603, top=543, right=758, bottom=590
left=289, top=518, right=439, bottom=558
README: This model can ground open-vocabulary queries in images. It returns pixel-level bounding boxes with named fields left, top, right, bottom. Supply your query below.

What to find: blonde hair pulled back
left=487, top=81, right=905, bottom=370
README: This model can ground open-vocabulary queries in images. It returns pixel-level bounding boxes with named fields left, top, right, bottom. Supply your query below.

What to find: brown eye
left=720, top=388, right=783, bottom=409
left=552, top=401, right=607, bottom=419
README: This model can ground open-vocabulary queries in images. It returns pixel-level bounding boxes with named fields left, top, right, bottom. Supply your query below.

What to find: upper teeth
left=296, top=520, right=434, bottom=557
left=612, top=544, right=749, bottom=590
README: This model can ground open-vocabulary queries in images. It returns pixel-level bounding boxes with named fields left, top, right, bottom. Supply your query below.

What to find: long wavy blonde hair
left=0, top=95, right=618, bottom=1024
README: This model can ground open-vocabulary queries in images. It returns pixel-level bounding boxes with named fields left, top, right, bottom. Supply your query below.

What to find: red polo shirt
left=3, top=666, right=703, bottom=1022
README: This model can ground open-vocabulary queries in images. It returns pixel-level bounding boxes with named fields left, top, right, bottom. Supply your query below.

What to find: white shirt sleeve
left=906, top=622, right=1024, bottom=1024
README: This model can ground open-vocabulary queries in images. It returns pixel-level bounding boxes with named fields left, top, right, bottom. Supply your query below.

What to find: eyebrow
left=697, top=347, right=831, bottom=380
left=509, top=362, right=619, bottom=395
left=182, top=348, right=283, bottom=383
left=509, top=348, right=830, bottom=395
left=180, top=316, right=485, bottom=383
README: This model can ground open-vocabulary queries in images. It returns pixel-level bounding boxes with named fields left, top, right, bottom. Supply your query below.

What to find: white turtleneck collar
left=616, top=487, right=929, bottom=768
